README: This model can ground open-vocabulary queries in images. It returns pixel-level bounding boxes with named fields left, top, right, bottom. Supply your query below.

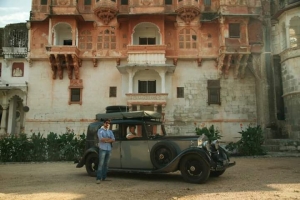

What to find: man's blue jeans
left=96, top=149, right=111, bottom=180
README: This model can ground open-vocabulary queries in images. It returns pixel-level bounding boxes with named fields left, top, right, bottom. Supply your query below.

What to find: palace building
left=2, top=0, right=298, bottom=142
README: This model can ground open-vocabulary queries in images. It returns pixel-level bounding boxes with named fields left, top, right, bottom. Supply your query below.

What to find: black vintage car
left=76, top=106, right=235, bottom=184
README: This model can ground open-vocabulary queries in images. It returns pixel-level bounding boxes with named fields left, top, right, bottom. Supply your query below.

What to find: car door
left=121, top=124, right=153, bottom=169
left=108, top=123, right=121, bottom=168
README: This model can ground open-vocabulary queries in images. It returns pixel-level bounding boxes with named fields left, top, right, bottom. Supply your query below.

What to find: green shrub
left=0, top=131, right=86, bottom=162
left=195, top=125, right=222, bottom=142
left=226, top=125, right=266, bottom=156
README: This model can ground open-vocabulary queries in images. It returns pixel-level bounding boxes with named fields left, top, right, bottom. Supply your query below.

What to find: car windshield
left=145, top=122, right=166, bottom=137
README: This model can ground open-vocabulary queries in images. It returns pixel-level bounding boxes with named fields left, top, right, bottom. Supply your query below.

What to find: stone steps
left=263, top=139, right=300, bottom=152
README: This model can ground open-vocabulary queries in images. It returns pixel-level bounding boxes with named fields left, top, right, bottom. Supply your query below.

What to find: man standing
left=96, top=119, right=115, bottom=184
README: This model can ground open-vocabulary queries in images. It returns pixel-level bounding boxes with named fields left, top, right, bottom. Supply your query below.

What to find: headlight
left=211, top=140, right=219, bottom=150
left=197, top=134, right=208, bottom=146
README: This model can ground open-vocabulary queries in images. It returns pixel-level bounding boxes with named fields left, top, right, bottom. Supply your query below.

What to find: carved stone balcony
left=45, top=45, right=80, bottom=56
left=127, top=45, right=167, bottom=65
left=2, top=47, right=28, bottom=59
left=45, top=45, right=81, bottom=80
left=126, top=93, right=168, bottom=105
left=175, top=0, right=200, bottom=24
left=93, top=0, right=118, bottom=25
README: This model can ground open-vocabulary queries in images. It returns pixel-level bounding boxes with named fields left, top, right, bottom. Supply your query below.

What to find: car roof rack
left=95, top=111, right=162, bottom=121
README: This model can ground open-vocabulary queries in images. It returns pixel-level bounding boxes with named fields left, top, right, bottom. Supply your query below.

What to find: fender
left=153, top=147, right=211, bottom=173
left=76, top=147, right=98, bottom=168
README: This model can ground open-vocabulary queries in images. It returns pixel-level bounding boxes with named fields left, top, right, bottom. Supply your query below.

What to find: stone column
left=48, top=18, right=52, bottom=45
left=159, top=72, right=166, bottom=93
left=0, top=104, right=9, bottom=135
left=7, top=98, right=17, bottom=135
left=128, top=71, right=133, bottom=93
left=286, top=25, right=290, bottom=48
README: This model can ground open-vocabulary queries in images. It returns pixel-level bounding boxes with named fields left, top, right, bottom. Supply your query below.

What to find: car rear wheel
left=85, top=153, right=98, bottom=177
left=180, top=154, right=210, bottom=184
left=150, top=142, right=177, bottom=169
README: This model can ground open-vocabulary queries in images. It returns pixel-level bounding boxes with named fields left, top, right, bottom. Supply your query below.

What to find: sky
left=0, top=0, right=32, bottom=28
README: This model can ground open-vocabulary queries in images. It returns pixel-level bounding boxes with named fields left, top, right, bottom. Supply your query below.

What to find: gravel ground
left=0, top=156, right=300, bottom=200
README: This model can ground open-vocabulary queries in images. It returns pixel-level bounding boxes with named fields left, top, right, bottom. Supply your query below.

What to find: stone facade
left=271, top=0, right=300, bottom=139
left=0, top=23, right=29, bottom=135
left=1, top=0, right=279, bottom=143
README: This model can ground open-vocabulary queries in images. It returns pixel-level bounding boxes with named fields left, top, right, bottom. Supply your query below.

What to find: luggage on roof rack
left=96, top=111, right=162, bottom=121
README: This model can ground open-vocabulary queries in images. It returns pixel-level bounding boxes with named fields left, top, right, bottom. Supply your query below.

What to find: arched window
left=289, top=16, right=300, bottom=48
left=179, top=28, right=197, bottom=49
left=97, top=29, right=116, bottom=50
left=79, top=30, right=92, bottom=50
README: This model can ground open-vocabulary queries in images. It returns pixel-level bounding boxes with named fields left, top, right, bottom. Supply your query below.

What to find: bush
left=0, top=131, right=86, bottom=162
left=195, top=125, right=222, bottom=142
left=226, top=125, right=266, bottom=156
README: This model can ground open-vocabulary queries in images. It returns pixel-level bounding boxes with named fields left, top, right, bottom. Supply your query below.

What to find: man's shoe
left=96, top=180, right=101, bottom=184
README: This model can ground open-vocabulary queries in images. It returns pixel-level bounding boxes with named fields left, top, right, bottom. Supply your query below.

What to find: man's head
left=129, top=125, right=136, bottom=133
left=103, top=119, right=111, bottom=128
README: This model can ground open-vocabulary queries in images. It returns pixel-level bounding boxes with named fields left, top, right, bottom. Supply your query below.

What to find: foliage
left=225, top=125, right=266, bottom=156
left=195, top=125, right=222, bottom=142
left=0, top=131, right=86, bottom=162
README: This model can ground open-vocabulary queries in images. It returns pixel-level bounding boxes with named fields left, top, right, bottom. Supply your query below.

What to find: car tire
left=150, top=142, right=177, bottom=169
left=85, top=153, right=98, bottom=177
left=180, top=154, right=210, bottom=184
left=210, top=170, right=225, bottom=177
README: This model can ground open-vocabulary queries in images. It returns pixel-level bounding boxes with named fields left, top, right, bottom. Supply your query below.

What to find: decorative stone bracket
left=49, top=54, right=81, bottom=80
left=216, top=53, right=250, bottom=79
left=94, top=7, right=118, bottom=25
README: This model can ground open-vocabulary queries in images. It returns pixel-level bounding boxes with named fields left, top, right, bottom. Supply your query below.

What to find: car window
left=110, top=123, right=120, bottom=140
left=145, top=124, right=163, bottom=137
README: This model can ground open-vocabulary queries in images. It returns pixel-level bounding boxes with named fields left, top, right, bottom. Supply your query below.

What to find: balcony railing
left=127, top=45, right=167, bottom=64
left=126, top=93, right=168, bottom=104
left=176, top=0, right=200, bottom=9
left=45, top=46, right=80, bottom=56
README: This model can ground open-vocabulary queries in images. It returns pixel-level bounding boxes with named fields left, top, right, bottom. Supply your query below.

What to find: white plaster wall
left=0, top=59, right=29, bottom=85
left=25, top=58, right=258, bottom=142
left=25, top=59, right=124, bottom=135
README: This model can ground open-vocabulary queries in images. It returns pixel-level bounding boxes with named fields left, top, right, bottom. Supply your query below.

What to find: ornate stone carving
left=197, top=58, right=202, bottom=67
left=217, top=54, right=226, bottom=78
left=49, top=55, right=57, bottom=79
left=224, top=54, right=232, bottom=78
left=140, top=0, right=153, bottom=6
left=55, top=54, right=63, bottom=80
left=176, top=8, right=200, bottom=24
left=72, top=54, right=80, bottom=79
left=94, top=8, right=118, bottom=25
left=65, top=54, right=72, bottom=79
left=234, top=54, right=243, bottom=78
left=70, top=79, right=83, bottom=88
left=58, top=0, right=69, bottom=6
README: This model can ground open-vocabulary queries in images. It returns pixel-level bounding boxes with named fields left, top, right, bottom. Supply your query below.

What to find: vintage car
left=76, top=106, right=235, bottom=184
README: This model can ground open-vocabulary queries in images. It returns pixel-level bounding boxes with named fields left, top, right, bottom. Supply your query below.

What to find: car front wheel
left=85, top=153, right=98, bottom=177
left=180, top=154, right=210, bottom=184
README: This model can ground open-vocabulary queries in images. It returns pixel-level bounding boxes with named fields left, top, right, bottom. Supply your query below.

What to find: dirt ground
left=0, top=156, right=300, bottom=200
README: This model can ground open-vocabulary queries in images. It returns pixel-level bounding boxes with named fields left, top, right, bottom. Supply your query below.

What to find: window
left=12, top=63, right=24, bottom=77
left=138, top=80, right=156, bottom=93
left=41, top=0, right=47, bottom=5
left=229, top=23, right=240, bottom=38
left=97, top=29, right=116, bottom=50
left=71, top=89, right=81, bottom=102
left=165, top=0, right=172, bottom=5
left=79, top=30, right=92, bottom=50
left=84, top=0, right=91, bottom=5
left=204, top=0, right=211, bottom=6
left=207, top=80, right=221, bottom=105
left=177, top=87, right=184, bottom=98
left=139, top=37, right=156, bottom=45
left=179, top=28, right=197, bottom=49
left=63, top=40, right=72, bottom=45
left=109, top=87, right=117, bottom=97
left=69, top=79, right=83, bottom=105
left=121, top=0, right=128, bottom=4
